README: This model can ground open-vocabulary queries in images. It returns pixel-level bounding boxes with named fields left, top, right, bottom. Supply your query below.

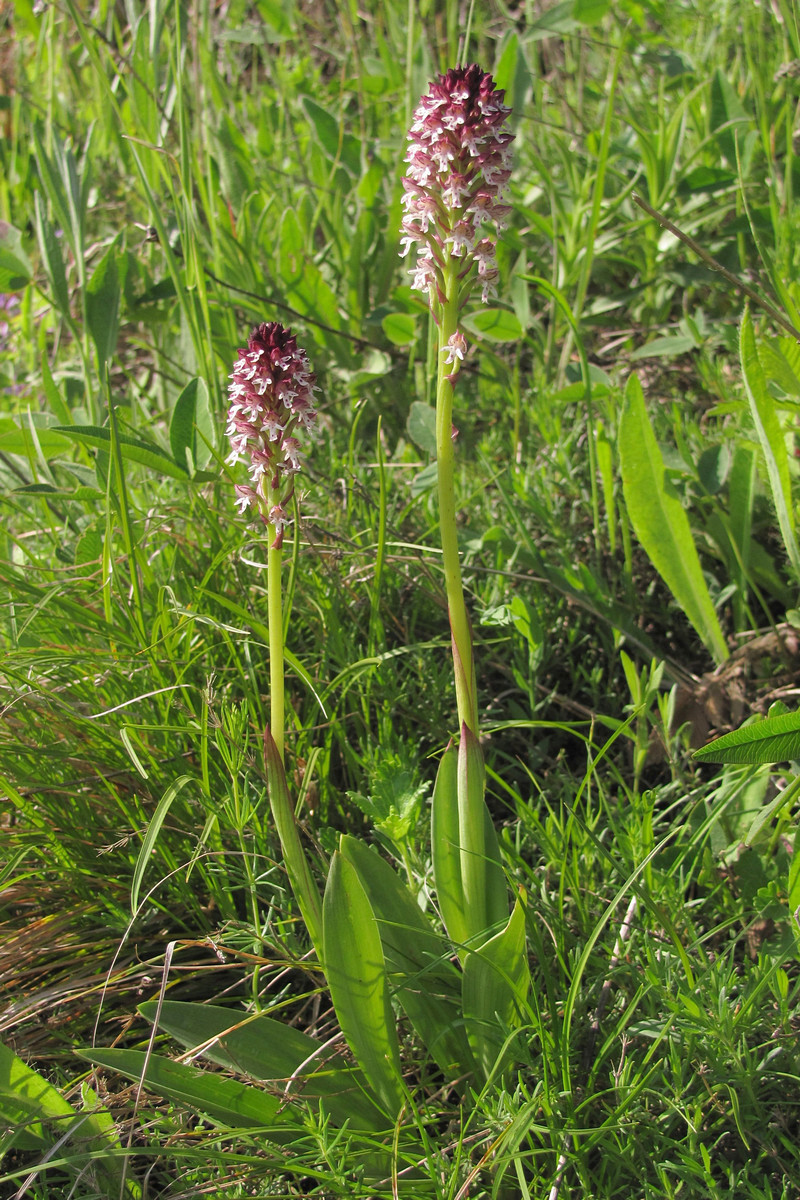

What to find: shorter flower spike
left=226, top=322, right=318, bottom=531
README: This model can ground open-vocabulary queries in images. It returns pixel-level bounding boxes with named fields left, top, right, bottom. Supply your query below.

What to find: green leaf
left=462, top=308, right=523, bottom=342
left=86, top=243, right=120, bottom=368
left=338, top=836, right=474, bottom=1075
left=462, top=898, right=530, bottom=1080
left=619, top=372, right=728, bottom=663
left=301, top=97, right=362, bottom=176
left=169, top=377, right=213, bottom=475
left=407, top=401, right=437, bottom=456
left=629, top=334, right=696, bottom=361
left=78, top=1047, right=297, bottom=1134
left=34, top=191, right=70, bottom=317
left=131, top=775, right=194, bottom=913
left=457, top=724, right=508, bottom=947
left=381, top=312, right=417, bottom=345
left=694, top=710, right=800, bottom=764
left=0, top=221, right=32, bottom=290
left=431, top=744, right=468, bottom=949
left=572, top=0, right=611, bottom=22
left=323, top=849, right=405, bottom=1118
left=138, top=1000, right=383, bottom=1130
left=0, top=1039, right=135, bottom=1195
left=740, top=309, right=800, bottom=578
left=54, top=424, right=189, bottom=479
left=0, top=415, right=72, bottom=456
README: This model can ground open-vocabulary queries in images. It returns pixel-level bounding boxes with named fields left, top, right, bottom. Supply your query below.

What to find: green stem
left=435, top=275, right=478, bottom=736
left=265, top=477, right=285, bottom=761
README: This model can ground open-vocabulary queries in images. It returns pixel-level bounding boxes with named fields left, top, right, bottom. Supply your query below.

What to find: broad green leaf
left=740, top=310, right=800, bottom=578
left=431, top=744, right=468, bottom=949
left=78, top=1047, right=297, bottom=1134
left=462, top=898, right=530, bottom=1081
left=381, top=312, right=417, bottom=345
left=630, top=334, right=695, bottom=361
left=323, top=849, right=405, bottom=1118
left=169, top=377, right=213, bottom=475
left=457, top=724, right=508, bottom=948
left=138, top=1000, right=383, bottom=1130
left=694, top=710, right=800, bottom=765
left=339, top=836, right=474, bottom=1075
left=301, top=97, right=362, bottom=176
left=54, top=424, right=189, bottom=480
left=0, top=416, right=71, bottom=456
left=86, top=243, right=120, bottom=368
left=407, top=401, right=437, bottom=455
left=462, top=308, right=523, bottom=342
left=697, top=443, right=731, bottom=495
left=0, top=1040, right=135, bottom=1195
left=710, top=67, right=751, bottom=165
left=572, top=0, right=611, bottom=23
left=0, top=222, right=32, bottom=290
left=131, top=775, right=194, bottom=913
left=619, top=372, right=728, bottom=663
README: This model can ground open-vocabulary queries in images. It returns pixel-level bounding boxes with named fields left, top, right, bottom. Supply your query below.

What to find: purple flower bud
left=401, top=65, right=513, bottom=304
left=226, top=322, right=318, bottom=528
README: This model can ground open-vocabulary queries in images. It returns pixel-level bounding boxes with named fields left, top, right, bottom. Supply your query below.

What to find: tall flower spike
left=401, top=65, right=513, bottom=309
left=226, top=322, right=317, bottom=538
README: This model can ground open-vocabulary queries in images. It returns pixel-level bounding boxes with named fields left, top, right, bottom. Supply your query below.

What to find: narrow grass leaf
left=740, top=309, right=800, bottom=579
left=462, top=897, right=530, bottom=1081
left=323, top=848, right=405, bottom=1119
left=619, top=372, right=728, bottom=663
left=131, top=775, right=194, bottom=914
left=54, top=424, right=190, bottom=480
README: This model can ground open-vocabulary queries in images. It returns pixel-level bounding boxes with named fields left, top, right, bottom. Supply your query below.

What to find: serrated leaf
left=694, top=710, right=800, bottom=764
left=619, top=373, right=728, bottom=663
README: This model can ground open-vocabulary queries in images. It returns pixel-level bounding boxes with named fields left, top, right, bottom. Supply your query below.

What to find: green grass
left=2, top=0, right=800, bottom=1195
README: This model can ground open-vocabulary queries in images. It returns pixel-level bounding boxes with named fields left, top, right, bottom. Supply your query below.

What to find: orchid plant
left=90, top=66, right=531, bottom=1179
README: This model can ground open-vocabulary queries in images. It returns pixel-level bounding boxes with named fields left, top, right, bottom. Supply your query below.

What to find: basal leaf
left=619, top=372, right=728, bottom=663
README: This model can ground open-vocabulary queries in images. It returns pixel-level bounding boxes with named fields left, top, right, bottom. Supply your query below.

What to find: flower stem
left=266, top=477, right=285, bottom=762
left=436, top=276, right=478, bottom=737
